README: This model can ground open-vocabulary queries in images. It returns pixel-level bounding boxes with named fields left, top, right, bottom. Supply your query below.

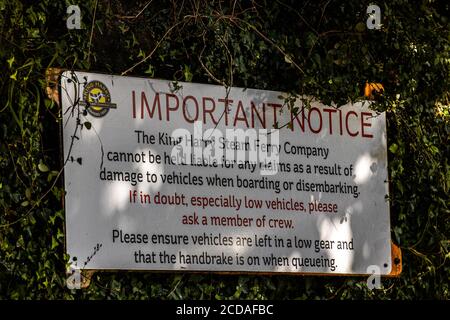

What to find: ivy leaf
left=25, top=188, right=31, bottom=200
left=7, top=56, right=15, bottom=68
left=10, top=70, right=17, bottom=80
left=145, top=64, right=154, bottom=76
left=38, top=161, right=49, bottom=172
left=51, top=237, right=58, bottom=249
left=389, top=143, right=399, bottom=154
left=183, top=65, right=193, bottom=82
left=84, top=121, right=92, bottom=130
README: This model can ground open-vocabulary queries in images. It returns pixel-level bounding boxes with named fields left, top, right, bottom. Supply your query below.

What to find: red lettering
left=308, top=107, right=323, bottom=134
left=323, top=108, right=337, bottom=135
left=290, top=108, right=305, bottom=132
left=251, top=102, right=266, bottom=128
left=131, top=89, right=376, bottom=141
left=218, top=98, right=233, bottom=126
left=141, top=92, right=162, bottom=120
left=166, top=93, right=179, bottom=121
left=132, top=90, right=136, bottom=118
left=234, top=100, right=249, bottom=127
left=202, top=97, right=218, bottom=125
left=345, top=111, right=359, bottom=137
left=361, top=112, right=374, bottom=138
left=267, top=103, right=282, bottom=128
left=182, top=95, right=199, bottom=123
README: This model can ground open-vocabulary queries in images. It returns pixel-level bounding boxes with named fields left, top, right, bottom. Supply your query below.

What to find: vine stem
left=87, top=0, right=99, bottom=67
left=121, top=19, right=189, bottom=76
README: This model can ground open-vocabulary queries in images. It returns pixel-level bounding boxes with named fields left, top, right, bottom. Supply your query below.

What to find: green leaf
left=51, top=237, right=58, bottom=249
left=145, top=64, right=154, bottom=76
left=10, top=70, right=17, bottom=80
left=25, top=188, right=31, bottom=200
left=183, top=65, right=193, bottom=82
left=7, top=56, right=15, bottom=68
left=84, top=122, right=92, bottom=130
left=389, top=143, right=399, bottom=154
left=429, top=145, right=439, bottom=155
left=38, top=161, right=49, bottom=172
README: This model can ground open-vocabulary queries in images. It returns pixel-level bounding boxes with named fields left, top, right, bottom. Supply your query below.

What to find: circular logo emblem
left=81, top=81, right=117, bottom=117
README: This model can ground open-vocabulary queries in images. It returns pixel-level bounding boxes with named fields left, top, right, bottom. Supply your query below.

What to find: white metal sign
left=61, top=71, right=392, bottom=275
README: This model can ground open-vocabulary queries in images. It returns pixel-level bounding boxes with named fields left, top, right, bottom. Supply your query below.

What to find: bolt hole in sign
left=60, top=71, right=392, bottom=275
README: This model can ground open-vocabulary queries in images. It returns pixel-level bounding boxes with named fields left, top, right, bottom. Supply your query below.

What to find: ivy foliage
left=0, top=0, right=449, bottom=299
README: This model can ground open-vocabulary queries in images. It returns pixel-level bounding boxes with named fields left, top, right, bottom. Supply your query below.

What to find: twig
left=121, top=19, right=187, bottom=75
left=275, top=0, right=318, bottom=35
left=115, top=0, right=153, bottom=20
left=87, top=0, right=99, bottom=66
left=232, top=18, right=307, bottom=76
